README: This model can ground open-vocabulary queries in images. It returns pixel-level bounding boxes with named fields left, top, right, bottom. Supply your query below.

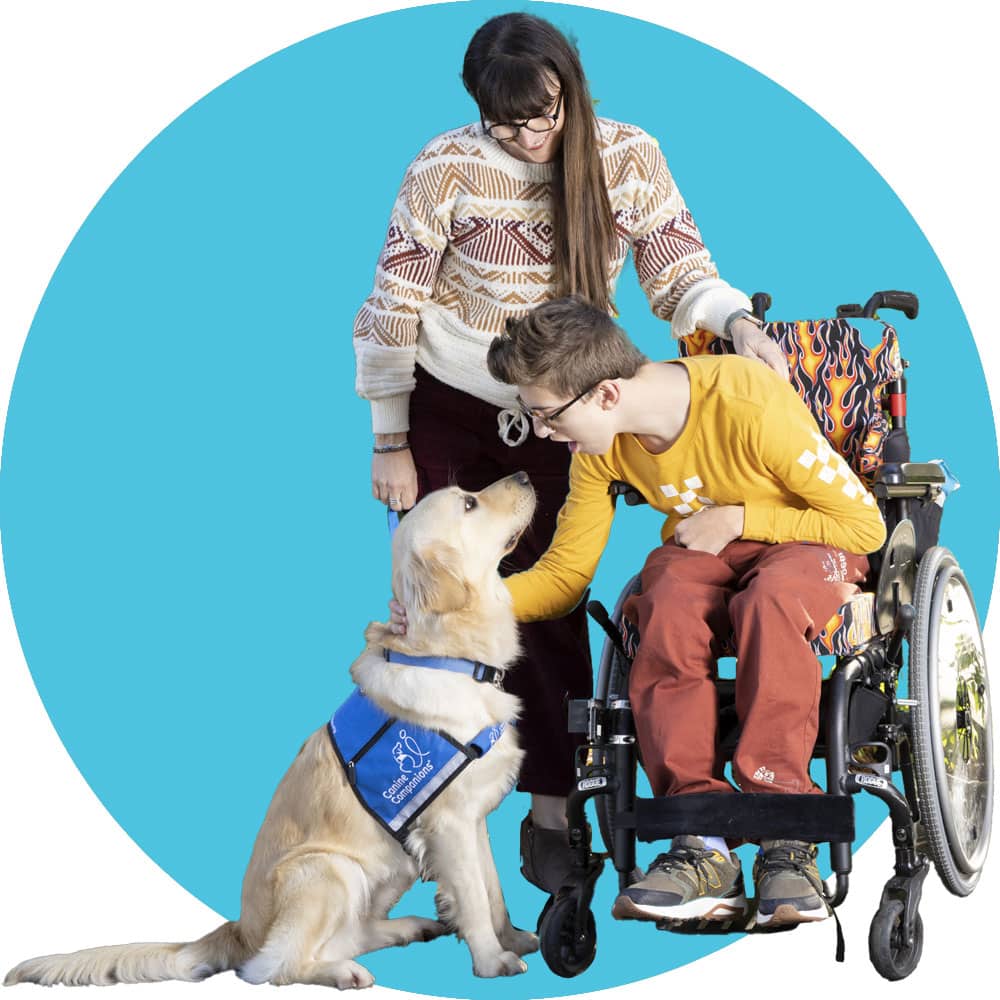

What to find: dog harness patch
left=328, top=688, right=506, bottom=841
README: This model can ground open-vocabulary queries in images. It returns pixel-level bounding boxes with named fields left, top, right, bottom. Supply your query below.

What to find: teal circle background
left=1, top=1, right=997, bottom=995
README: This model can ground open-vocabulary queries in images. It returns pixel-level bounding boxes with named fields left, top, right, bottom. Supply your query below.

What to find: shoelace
left=759, top=845, right=823, bottom=893
left=759, top=845, right=844, bottom=962
left=648, top=846, right=725, bottom=891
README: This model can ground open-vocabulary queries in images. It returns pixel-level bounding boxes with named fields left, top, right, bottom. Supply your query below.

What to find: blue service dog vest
left=328, top=688, right=507, bottom=841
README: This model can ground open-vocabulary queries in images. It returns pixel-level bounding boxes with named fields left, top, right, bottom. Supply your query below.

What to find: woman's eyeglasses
left=485, top=93, right=563, bottom=142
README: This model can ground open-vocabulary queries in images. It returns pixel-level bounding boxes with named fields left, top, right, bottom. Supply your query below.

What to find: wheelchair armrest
left=872, top=462, right=945, bottom=499
left=608, top=480, right=648, bottom=507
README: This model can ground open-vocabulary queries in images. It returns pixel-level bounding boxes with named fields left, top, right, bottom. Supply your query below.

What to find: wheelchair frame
left=535, top=292, right=993, bottom=982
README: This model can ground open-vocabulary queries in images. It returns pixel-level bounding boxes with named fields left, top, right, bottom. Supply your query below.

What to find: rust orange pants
left=623, top=539, right=869, bottom=797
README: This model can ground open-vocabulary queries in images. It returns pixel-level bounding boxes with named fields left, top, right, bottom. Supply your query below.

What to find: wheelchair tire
left=596, top=645, right=629, bottom=854
left=538, top=897, right=597, bottom=979
left=868, top=899, right=923, bottom=981
left=535, top=894, right=554, bottom=934
left=909, top=546, right=993, bottom=896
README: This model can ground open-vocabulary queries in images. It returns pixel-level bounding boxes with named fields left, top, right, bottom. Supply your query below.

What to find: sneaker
left=612, top=836, right=748, bottom=925
left=519, top=813, right=575, bottom=895
left=752, top=840, right=830, bottom=928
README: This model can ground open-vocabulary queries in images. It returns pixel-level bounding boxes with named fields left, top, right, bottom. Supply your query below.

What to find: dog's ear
left=395, top=544, right=471, bottom=615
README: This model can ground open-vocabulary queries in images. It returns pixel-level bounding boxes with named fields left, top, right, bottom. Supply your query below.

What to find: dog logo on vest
left=392, top=729, right=430, bottom=774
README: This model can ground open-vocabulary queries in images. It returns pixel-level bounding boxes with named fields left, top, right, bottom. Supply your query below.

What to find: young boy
left=486, top=295, right=886, bottom=927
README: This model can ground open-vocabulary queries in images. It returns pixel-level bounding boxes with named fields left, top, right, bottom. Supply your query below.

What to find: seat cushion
left=809, top=591, right=878, bottom=655
left=619, top=590, right=878, bottom=661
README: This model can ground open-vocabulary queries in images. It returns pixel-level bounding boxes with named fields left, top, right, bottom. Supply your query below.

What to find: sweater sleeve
left=627, top=132, right=751, bottom=339
left=353, top=157, right=450, bottom=433
left=504, top=454, right=617, bottom=622
left=741, top=386, right=887, bottom=554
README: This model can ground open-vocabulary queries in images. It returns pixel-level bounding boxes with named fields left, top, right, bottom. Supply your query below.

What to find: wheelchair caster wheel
left=868, top=899, right=923, bottom=981
left=536, top=894, right=554, bottom=933
left=538, top=896, right=597, bottom=978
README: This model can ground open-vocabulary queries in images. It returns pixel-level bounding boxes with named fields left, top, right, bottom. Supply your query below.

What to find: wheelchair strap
left=832, top=906, right=845, bottom=963
left=634, top=791, right=855, bottom=844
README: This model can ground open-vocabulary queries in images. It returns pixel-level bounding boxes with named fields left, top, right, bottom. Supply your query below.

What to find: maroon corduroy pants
left=623, top=539, right=869, bottom=797
left=408, top=366, right=593, bottom=795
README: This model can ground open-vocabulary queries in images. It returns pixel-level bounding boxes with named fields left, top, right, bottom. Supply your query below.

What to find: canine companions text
left=5, top=473, right=538, bottom=989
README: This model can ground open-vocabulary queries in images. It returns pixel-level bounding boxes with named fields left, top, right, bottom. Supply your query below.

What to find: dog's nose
left=513, top=471, right=531, bottom=486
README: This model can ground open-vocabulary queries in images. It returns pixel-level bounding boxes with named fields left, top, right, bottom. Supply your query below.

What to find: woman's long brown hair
left=462, top=13, right=616, bottom=314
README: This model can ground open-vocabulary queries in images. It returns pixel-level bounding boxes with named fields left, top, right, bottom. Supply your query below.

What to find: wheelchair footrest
left=634, top=792, right=855, bottom=844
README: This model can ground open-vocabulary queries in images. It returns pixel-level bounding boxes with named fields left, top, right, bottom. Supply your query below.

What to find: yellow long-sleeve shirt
left=506, top=355, right=887, bottom=622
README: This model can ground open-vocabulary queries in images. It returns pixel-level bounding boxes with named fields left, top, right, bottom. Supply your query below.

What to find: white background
left=1, top=2, right=996, bottom=998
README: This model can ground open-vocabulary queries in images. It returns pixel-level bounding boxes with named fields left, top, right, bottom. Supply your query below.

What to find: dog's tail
left=4, top=921, right=247, bottom=988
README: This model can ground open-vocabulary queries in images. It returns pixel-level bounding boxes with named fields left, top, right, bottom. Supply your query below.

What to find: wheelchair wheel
left=596, top=644, right=630, bottom=854
left=535, top=894, right=554, bottom=934
left=868, top=899, right=924, bottom=981
left=909, top=546, right=993, bottom=896
left=538, top=896, right=597, bottom=978
left=593, top=577, right=639, bottom=856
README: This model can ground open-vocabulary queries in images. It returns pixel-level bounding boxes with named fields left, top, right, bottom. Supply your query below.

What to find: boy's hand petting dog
left=674, top=505, right=745, bottom=555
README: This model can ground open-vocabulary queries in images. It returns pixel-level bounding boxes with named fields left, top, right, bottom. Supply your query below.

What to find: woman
left=353, top=12, right=785, bottom=894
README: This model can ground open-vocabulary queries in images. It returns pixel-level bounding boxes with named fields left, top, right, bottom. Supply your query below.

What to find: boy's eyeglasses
left=484, top=93, right=563, bottom=142
left=517, top=382, right=598, bottom=427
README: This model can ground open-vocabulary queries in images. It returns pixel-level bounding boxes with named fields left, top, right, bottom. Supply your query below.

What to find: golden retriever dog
left=5, top=473, right=539, bottom=990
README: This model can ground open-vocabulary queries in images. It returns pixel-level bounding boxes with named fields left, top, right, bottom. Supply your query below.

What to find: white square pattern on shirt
left=660, top=475, right=715, bottom=516
left=797, top=432, right=876, bottom=505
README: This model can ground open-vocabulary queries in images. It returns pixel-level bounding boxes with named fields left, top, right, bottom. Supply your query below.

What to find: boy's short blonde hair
left=487, top=295, right=648, bottom=396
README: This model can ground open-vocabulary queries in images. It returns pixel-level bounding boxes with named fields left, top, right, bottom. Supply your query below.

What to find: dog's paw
left=417, top=919, right=450, bottom=943
left=330, top=960, right=375, bottom=990
left=473, top=950, right=528, bottom=978
left=393, top=917, right=449, bottom=945
left=501, top=928, right=539, bottom=957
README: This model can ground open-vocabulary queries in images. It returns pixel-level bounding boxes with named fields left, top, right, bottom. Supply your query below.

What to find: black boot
left=519, top=812, right=576, bottom=895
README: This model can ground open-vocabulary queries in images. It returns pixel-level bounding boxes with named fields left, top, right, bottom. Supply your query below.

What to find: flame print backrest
left=679, top=318, right=904, bottom=484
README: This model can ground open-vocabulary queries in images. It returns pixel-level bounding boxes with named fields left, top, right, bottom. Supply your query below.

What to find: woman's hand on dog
left=389, top=598, right=408, bottom=634
left=372, top=445, right=418, bottom=510
left=674, top=505, right=745, bottom=555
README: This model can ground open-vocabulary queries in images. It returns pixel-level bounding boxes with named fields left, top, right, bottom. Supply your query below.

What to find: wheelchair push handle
left=608, top=480, right=647, bottom=507
left=751, top=291, right=772, bottom=321
left=837, top=290, right=919, bottom=321
left=863, top=290, right=919, bottom=320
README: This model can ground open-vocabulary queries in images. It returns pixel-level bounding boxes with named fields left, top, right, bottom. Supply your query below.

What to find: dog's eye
left=464, top=495, right=478, bottom=512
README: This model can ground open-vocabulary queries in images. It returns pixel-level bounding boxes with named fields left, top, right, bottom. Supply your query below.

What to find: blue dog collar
left=384, top=648, right=505, bottom=688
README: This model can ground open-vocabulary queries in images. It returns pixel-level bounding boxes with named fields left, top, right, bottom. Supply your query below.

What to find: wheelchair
left=535, top=291, right=993, bottom=982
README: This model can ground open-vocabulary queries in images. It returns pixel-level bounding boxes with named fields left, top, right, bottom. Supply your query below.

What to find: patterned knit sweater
left=354, top=118, right=752, bottom=433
